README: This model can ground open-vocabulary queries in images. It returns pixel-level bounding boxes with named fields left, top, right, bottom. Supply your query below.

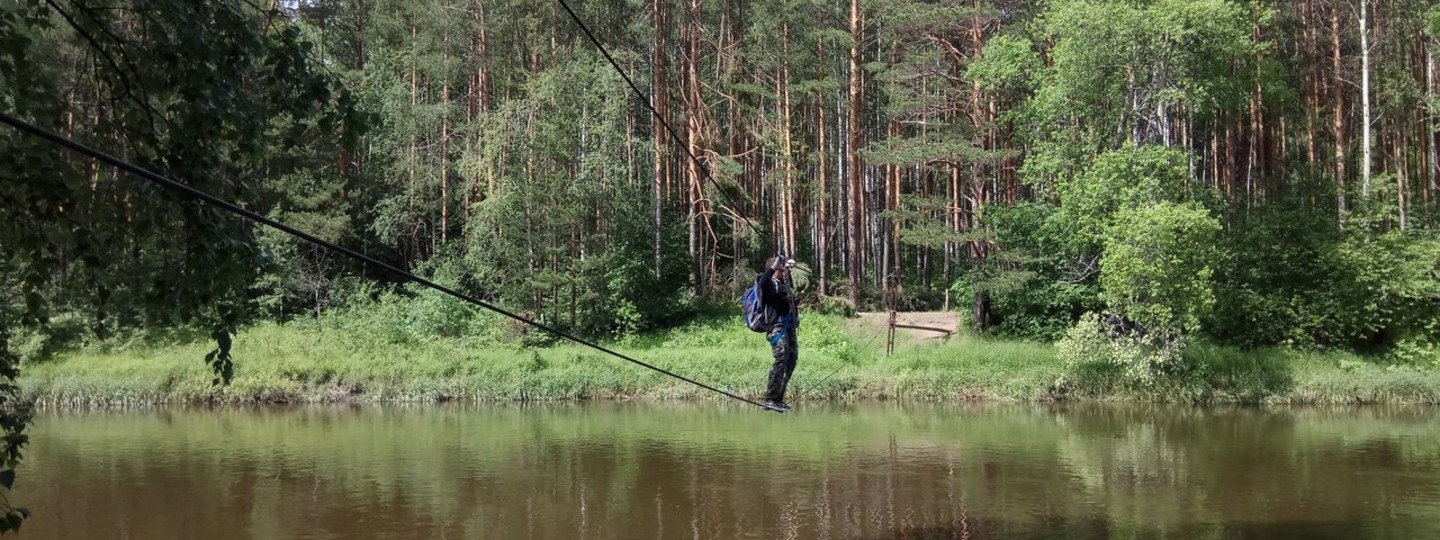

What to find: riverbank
left=19, top=313, right=1440, bottom=407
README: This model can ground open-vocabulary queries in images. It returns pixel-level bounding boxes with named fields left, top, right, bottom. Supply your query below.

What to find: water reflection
left=16, top=402, right=1440, bottom=539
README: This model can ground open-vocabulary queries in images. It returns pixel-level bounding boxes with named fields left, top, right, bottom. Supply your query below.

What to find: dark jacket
left=758, top=268, right=796, bottom=323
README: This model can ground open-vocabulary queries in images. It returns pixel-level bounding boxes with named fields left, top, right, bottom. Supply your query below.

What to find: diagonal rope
left=0, top=110, right=776, bottom=412
left=555, top=0, right=769, bottom=247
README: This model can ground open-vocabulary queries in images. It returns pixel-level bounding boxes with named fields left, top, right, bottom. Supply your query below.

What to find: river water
left=15, top=402, right=1440, bottom=539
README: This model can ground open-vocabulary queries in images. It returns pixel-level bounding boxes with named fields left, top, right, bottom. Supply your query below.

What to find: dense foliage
left=2, top=0, right=1440, bottom=529
left=4, top=0, right=1437, bottom=345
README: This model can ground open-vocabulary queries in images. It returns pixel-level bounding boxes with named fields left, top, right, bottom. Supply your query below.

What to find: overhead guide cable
left=554, top=0, right=769, bottom=245
left=0, top=110, right=775, bottom=412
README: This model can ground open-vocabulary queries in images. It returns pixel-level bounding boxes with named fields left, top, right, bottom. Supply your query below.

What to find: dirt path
left=845, top=311, right=961, bottom=344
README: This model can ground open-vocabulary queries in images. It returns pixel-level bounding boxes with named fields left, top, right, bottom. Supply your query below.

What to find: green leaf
left=0, top=469, right=14, bottom=489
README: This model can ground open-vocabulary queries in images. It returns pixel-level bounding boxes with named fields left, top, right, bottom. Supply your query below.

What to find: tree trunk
left=973, top=7, right=993, bottom=328
left=1210, top=120, right=1221, bottom=190
left=1305, top=0, right=1320, bottom=173
left=972, top=290, right=991, bottom=332
left=780, top=19, right=798, bottom=258
left=652, top=0, right=665, bottom=278
left=847, top=0, right=864, bottom=309
left=686, top=0, right=707, bottom=294
left=441, top=44, right=450, bottom=244
left=885, top=117, right=900, bottom=308
left=477, top=0, right=492, bottom=113
left=1225, top=112, right=1236, bottom=198
left=409, top=25, right=419, bottom=264
left=1250, top=67, right=1264, bottom=202
left=1332, top=3, right=1349, bottom=224
left=1428, top=44, right=1438, bottom=210
left=950, top=164, right=960, bottom=312
left=723, top=0, right=745, bottom=281
left=816, top=37, right=830, bottom=296
left=1360, top=0, right=1373, bottom=200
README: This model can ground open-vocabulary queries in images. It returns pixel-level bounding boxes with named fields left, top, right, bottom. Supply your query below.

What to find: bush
left=1056, top=313, right=1190, bottom=389
left=1100, top=201, right=1220, bottom=337
left=1207, top=202, right=1440, bottom=351
left=810, top=295, right=857, bottom=318
left=978, top=202, right=1102, bottom=340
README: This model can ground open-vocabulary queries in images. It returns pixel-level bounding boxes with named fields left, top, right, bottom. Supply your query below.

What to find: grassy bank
left=18, top=310, right=1440, bottom=407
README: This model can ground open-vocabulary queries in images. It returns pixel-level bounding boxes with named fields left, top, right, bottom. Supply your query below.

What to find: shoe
left=763, top=400, right=791, bottom=412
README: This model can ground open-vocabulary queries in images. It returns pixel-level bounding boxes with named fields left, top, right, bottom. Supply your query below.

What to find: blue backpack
left=740, top=277, right=774, bottom=333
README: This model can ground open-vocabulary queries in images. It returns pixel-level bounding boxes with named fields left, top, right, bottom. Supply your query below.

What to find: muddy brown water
left=16, top=402, right=1440, bottom=539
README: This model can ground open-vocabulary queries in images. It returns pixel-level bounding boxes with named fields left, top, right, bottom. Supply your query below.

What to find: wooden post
left=886, top=310, right=897, bottom=356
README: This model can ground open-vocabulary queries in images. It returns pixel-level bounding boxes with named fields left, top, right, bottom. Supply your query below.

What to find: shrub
left=1057, top=313, right=1190, bottom=389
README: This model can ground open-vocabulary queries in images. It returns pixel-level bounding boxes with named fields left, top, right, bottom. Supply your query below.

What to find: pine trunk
left=1428, top=45, right=1438, bottom=210
left=409, top=25, right=419, bottom=264
left=652, top=0, right=665, bottom=278
left=686, top=0, right=706, bottom=293
left=816, top=37, right=830, bottom=296
left=1360, top=0, right=1372, bottom=200
left=1332, top=3, right=1349, bottom=224
left=477, top=0, right=492, bottom=113
left=847, top=0, right=864, bottom=309
left=441, top=75, right=449, bottom=243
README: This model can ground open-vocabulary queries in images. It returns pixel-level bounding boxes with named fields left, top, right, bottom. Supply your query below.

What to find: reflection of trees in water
left=871, top=518, right=1393, bottom=540
left=534, top=437, right=973, bottom=538
left=19, top=403, right=1440, bottom=539
left=1052, top=404, right=1440, bottom=535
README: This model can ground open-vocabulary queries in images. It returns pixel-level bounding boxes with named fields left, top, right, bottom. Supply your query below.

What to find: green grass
left=18, top=310, right=1440, bottom=407
left=1283, top=351, right=1440, bottom=404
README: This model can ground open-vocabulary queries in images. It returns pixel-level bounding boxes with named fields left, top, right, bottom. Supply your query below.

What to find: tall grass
left=18, top=303, right=1440, bottom=406
left=20, top=307, right=1059, bottom=406
left=1055, top=341, right=1440, bottom=405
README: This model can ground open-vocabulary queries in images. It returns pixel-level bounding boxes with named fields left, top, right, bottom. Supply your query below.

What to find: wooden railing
left=885, top=311, right=955, bottom=356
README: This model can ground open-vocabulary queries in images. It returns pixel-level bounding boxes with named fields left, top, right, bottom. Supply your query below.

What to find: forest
left=2, top=0, right=1439, bottom=528
left=4, top=2, right=1440, bottom=388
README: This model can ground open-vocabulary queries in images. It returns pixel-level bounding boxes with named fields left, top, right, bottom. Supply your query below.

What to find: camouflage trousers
left=764, top=325, right=798, bottom=403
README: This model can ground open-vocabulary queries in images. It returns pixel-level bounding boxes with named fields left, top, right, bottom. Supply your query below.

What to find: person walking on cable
left=758, top=255, right=799, bottom=412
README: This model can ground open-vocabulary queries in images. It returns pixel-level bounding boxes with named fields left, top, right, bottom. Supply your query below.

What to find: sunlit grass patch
left=19, top=309, right=1440, bottom=407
